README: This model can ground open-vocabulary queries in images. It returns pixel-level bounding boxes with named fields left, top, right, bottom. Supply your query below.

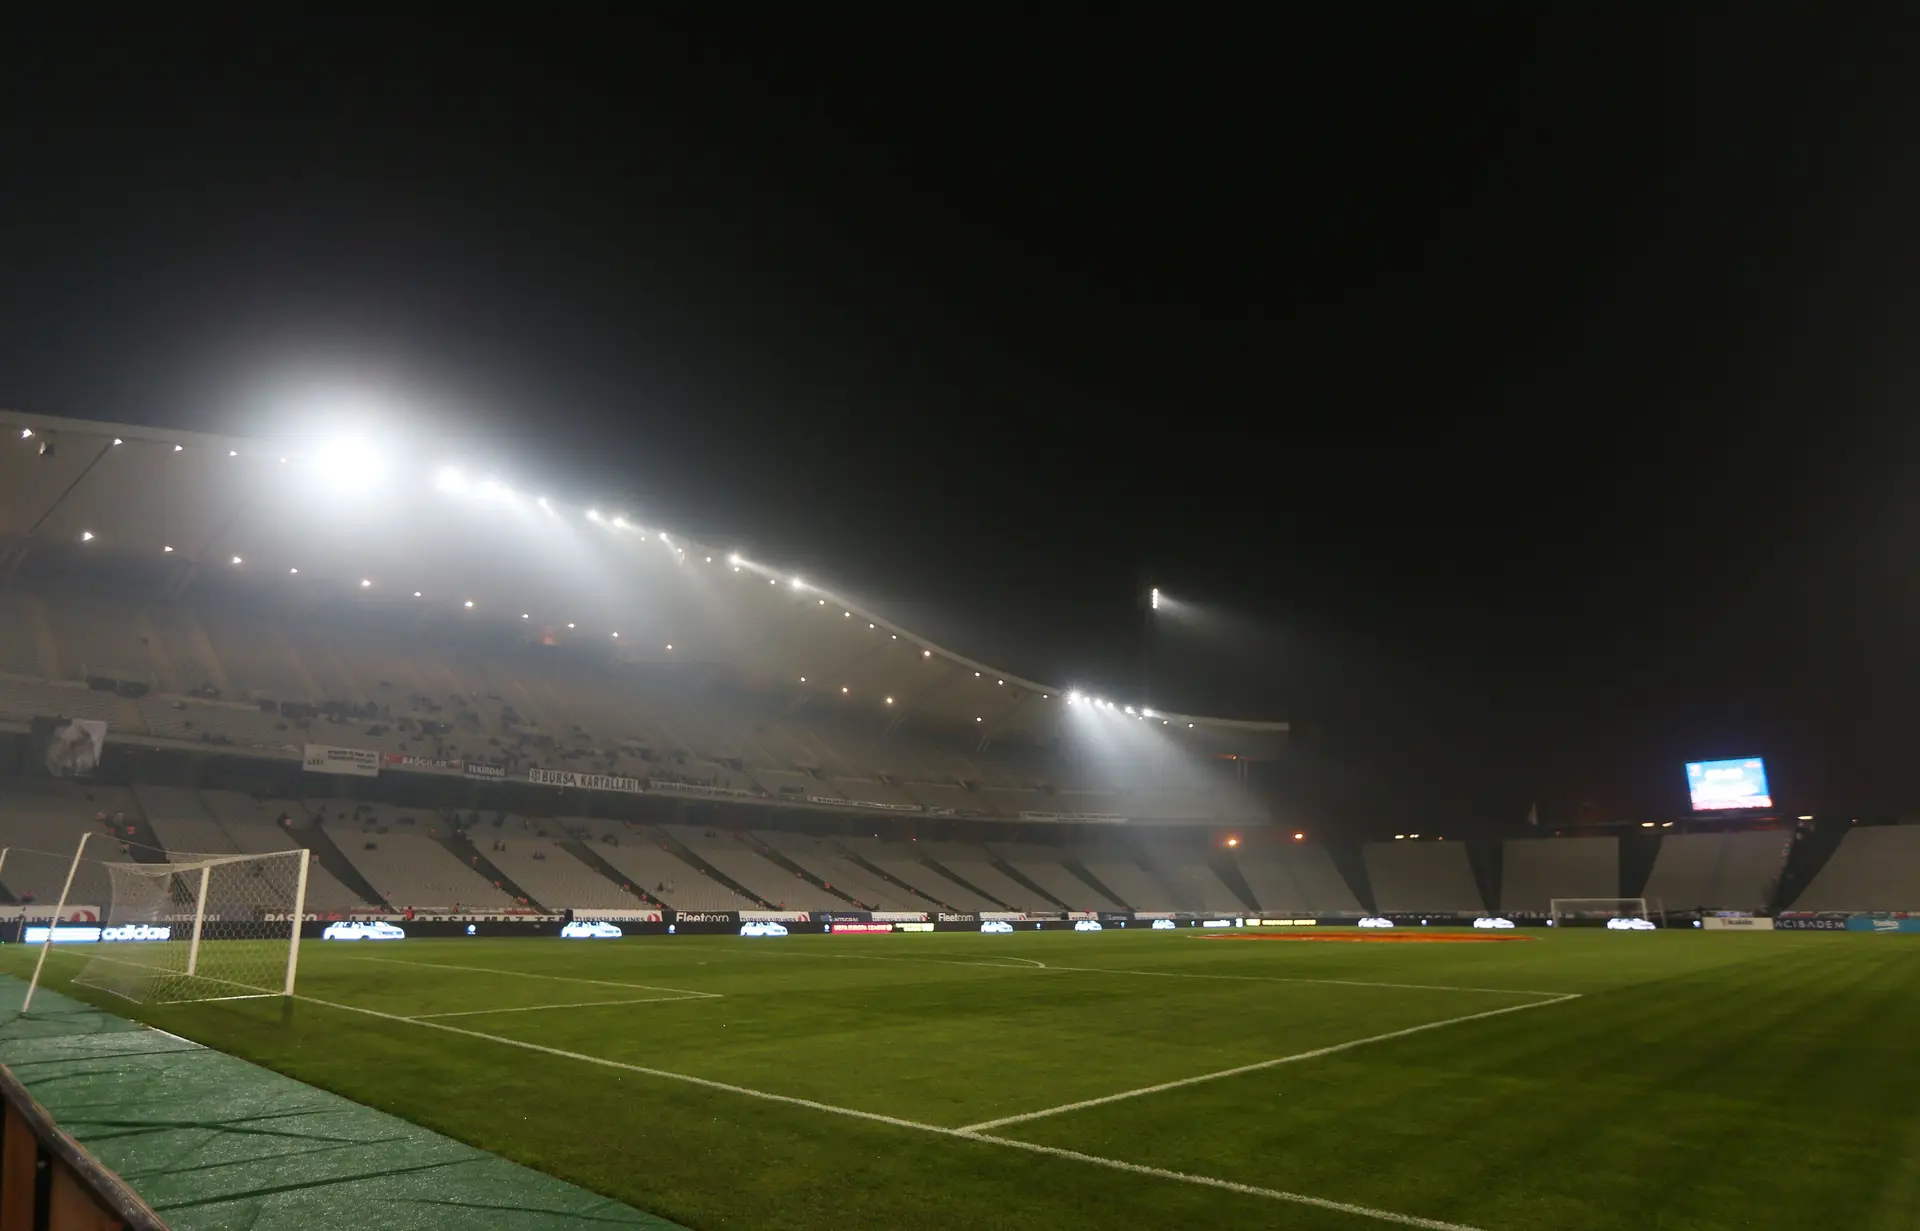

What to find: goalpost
left=1549, top=897, right=1658, bottom=926
left=23, top=839, right=310, bottom=1011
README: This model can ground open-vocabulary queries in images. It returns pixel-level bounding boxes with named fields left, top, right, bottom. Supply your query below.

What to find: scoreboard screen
left=1685, top=758, right=1771, bottom=811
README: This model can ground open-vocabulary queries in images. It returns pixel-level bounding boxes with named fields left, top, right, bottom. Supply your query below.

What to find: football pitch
left=9, top=927, right=1917, bottom=1230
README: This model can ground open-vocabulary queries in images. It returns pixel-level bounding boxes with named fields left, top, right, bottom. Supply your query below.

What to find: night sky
left=5, top=13, right=1918, bottom=831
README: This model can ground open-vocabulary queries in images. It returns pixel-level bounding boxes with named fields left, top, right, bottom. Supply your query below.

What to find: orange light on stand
left=1225, top=836, right=1240, bottom=847
left=1293, top=832, right=1305, bottom=841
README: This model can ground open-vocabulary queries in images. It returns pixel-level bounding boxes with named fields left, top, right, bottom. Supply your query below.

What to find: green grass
left=7, top=927, right=1918, bottom=1231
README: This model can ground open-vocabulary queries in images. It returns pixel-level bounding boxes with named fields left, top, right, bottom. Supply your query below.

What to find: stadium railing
left=0, top=1062, right=167, bottom=1230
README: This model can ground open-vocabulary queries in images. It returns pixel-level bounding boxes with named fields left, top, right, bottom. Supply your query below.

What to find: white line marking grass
left=410, top=994, right=714, bottom=1019
left=292, top=982, right=1580, bottom=1231
left=342, top=955, right=720, bottom=999
left=957, top=992, right=1581, bottom=1132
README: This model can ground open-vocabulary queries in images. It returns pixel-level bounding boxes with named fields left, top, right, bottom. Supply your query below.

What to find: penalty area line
left=294, top=992, right=1493, bottom=1231
left=958, top=992, right=1582, bottom=1133
left=409, top=994, right=715, bottom=1019
left=342, top=955, right=721, bottom=999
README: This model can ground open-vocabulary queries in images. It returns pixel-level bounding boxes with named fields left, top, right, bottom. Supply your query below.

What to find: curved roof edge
left=0, top=408, right=1289, bottom=735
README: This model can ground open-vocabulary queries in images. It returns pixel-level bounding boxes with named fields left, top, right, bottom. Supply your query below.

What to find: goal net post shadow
left=18, top=840, right=310, bottom=1011
left=1548, top=897, right=1662, bottom=926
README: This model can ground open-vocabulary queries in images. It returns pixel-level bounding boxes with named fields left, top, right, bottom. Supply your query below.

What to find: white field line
left=410, top=994, right=713, bottom=1019
left=957, top=992, right=1582, bottom=1132
left=294, top=991, right=1495, bottom=1231
left=343, top=955, right=720, bottom=998
left=1037, top=963, right=1572, bottom=998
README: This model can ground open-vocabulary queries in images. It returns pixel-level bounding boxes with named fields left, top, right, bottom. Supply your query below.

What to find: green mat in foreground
left=0, top=975, right=685, bottom=1231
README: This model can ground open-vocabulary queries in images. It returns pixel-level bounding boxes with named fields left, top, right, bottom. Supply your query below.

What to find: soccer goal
left=1549, top=897, right=1656, bottom=926
left=23, top=836, right=310, bottom=1010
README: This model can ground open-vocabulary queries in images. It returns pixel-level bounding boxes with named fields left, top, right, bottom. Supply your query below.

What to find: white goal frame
left=1549, top=897, right=1655, bottom=925
left=23, top=836, right=310, bottom=1012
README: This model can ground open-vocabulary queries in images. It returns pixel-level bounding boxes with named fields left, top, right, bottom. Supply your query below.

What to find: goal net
left=1549, top=897, right=1655, bottom=926
left=61, top=849, right=311, bottom=1006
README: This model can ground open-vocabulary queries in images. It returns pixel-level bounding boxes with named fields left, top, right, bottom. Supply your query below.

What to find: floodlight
left=924, top=650, right=932, bottom=658
left=162, top=546, right=173, bottom=553
left=840, top=686, right=848, bottom=694
left=463, top=600, right=474, bottom=608
left=537, top=496, right=551, bottom=510
left=290, top=567, right=299, bottom=575
left=586, top=509, right=602, bottom=522
left=843, top=611, right=850, bottom=618
left=522, top=613, right=530, bottom=620
left=414, top=591, right=422, bottom=598
left=610, top=631, right=619, bottom=638
left=1640, top=821, right=1654, bottom=828
left=436, top=466, right=465, bottom=492
left=1293, top=832, right=1305, bottom=841
left=818, top=599, right=825, bottom=606
left=78, top=531, right=93, bottom=542
left=359, top=579, right=372, bottom=588
left=1141, top=708, right=1155, bottom=718
left=729, top=553, right=742, bottom=565
left=18, top=429, right=29, bottom=439
left=1124, top=705, right=1135, bottom=714
left=1150, top=587, right=1159, bottom=610
left=612, top=515, right=628, bottom=529
left=975, top=717, right=982, bottom=722
left=230, top=556, right=242, bottom=566
left=313, top=437, right=388, bottom=491
left=800, top=677, right=807, bottom=683
left=885, top=697, right=894, bottom=705
left=112, top=438, right=122, bottom=446
left=566, top=622, right=575, bottom=629
left=792, top=577, right=805, bottom=589
left=1187, top=723, right=1193, bottom=728
left=173, top=444, right=183, bottom=452
left=665, top=644, right=673, bottom=651
left=1226, top=837, right=1239, bottom=847
left=705, top=556, right=712, bottom=563
left=228, top=450, right=238, bottom=457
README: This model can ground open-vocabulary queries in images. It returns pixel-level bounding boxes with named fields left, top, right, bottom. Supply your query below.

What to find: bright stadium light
left=228, top=450, right=238, bottom=457
left=463, top=600, right=474, bottom=608
left=359, top=579, right=372, bottom=588
left=1124, top=705, right=1135, bottom=714
left=610, top=631, right=619, bottom=638
left=313, top=437, right=388, bottom=492
left=173, top=444, right=183, bottom=453
left=1150, top=587, right=1160, bottom=610
left=840, top=686, right=849, bottom=694
left=791, top=577, right=805, bottom=589
left=586, top=509, right=602, bottom=522
left=162, top=545, right=173, bottom=553
left=885, top=696, right=894, bottom=705
left=522, top=613, right=530, bottom=620
left=414, top=591, right=423, bottom=598
left=78, top=531, right=93, bottom=542
left=612, top=515, right=629, bottom=529
left=1293, top=832, right=1305, bottom=841
left=567, top=622, right=575, bottom=629
left=112, top=438, right=122, bottom=446
left=436, top=466, right=466, bottom=492
left=290, top=567, right=300, bottom=575
left=665, top=643, right=673, bottom=651
left=18, top=429, right=30, bottom=439
left=799, top=677, right=807, bottom=683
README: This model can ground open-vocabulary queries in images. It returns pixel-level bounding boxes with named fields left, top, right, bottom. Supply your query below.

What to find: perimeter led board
left=1685, top=758, right=1771, bottom=810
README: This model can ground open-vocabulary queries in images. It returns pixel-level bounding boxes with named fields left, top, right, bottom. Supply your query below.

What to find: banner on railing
left=464, top=760, right=507, bottom=780
left=570, top=908, right=664, bottom=923
left=528, top=767, right=642, bottom=793
left=1018, top=811, right=1128, bottom=824
left=647, top=779, right=759, bottom=800
left=739, top=910, right=812, bottom=922
left=303, top=745, right=381, bottom=777
left=384, top=753, right=462, bottom=773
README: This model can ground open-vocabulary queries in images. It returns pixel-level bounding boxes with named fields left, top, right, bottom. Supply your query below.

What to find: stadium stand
left=196, top=791, right=370, bottom=912
left=836, top=836, right=1002, bottom=911
left=1139, top=845, right=1249, bottom=914
left=755, top=830, right=942, bottom=910
left=1500, top=836, right=1620, bottom=914
left=1789, top=824, right=1920, bottom=911
left=477, top=824, right=647, bottom=911
left=1231, top=844, right=1365, bottom=915
left=1075, top=849, right=1177, bottom=911
left=131, top=784, right=241, bottom=854
left=565, top=819, right=757, bottom=911
left=986, top=841, right=1125, bottom=911
left=0, top=780, right=141, bottom=908
left=919, top=842, right=1050, bottom=911
left=655, top=822, right=841, bottom=910
left=1363, top=840, right=1486, bottom=913
left=314, top=803, right=517, bottom=912
left=1640, top=830, right=1790, bottom=912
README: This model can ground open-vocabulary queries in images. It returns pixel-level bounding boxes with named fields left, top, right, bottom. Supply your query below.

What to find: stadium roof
left=0, top=410, right=1286, bottom=754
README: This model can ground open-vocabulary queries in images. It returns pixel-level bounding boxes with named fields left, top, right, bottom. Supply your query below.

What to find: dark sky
left=5, top=12, right=1919, bottom=829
